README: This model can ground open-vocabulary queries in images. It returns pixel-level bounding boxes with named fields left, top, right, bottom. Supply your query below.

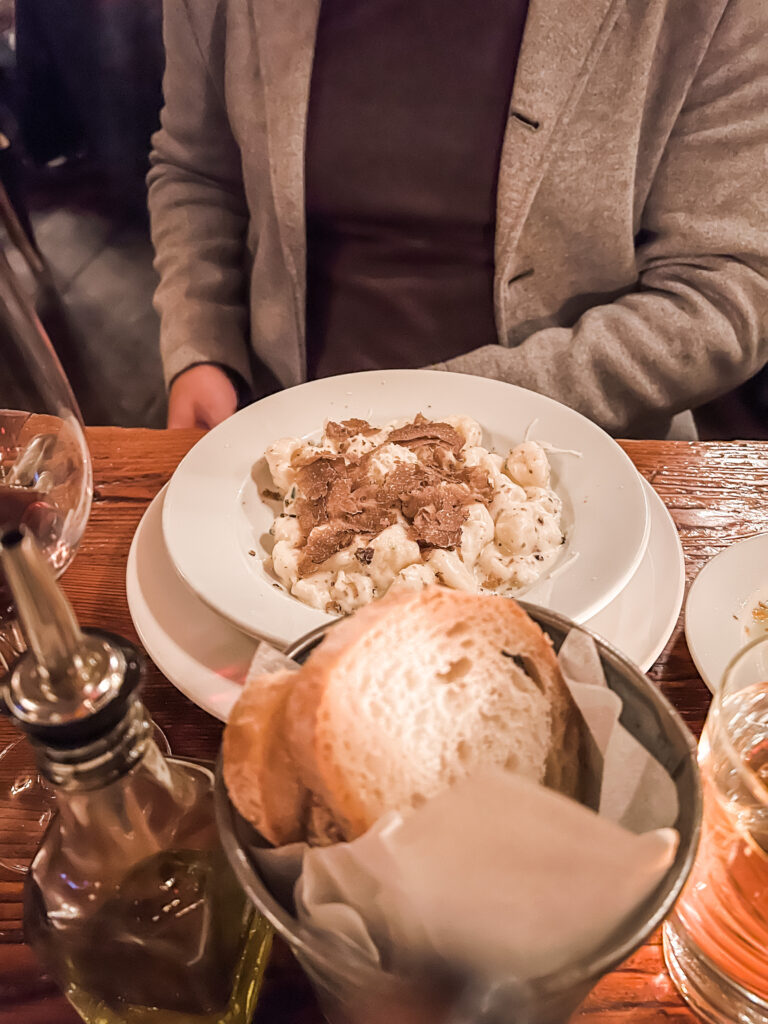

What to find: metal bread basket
left=215, top=603, right=701, bottom=1024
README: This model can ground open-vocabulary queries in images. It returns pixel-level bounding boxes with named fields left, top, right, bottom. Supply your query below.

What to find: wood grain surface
left=2, top=428, right=764, bottom=1023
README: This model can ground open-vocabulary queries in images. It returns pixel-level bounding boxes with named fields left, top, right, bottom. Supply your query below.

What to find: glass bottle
left=1, top=529, right=272, bottom=1024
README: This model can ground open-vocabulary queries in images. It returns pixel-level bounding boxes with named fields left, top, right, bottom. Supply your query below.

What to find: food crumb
left=355, top=547, right=374, bottom=565
left=248, top=549, right=256, bottom=557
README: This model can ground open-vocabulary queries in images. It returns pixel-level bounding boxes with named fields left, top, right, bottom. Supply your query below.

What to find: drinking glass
left=663, top=633, right=768, bottom=1023
left=0, top=227, right=173, bottom=882
left=0, top=243, right=92, bottom=875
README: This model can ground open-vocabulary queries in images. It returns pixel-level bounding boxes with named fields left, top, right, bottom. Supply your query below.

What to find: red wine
left=0, top=484, right=45, bottom=526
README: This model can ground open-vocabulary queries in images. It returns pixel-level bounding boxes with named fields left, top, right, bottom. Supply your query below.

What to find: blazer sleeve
left=437, top=0, right=768, bottom=437
left=147, top=0, right=252, bottom=390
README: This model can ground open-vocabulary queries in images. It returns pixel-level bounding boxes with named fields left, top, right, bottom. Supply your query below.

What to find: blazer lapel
left=253, top=0, right=321, bottom=348
left=496, top=0, right=624, bottom=271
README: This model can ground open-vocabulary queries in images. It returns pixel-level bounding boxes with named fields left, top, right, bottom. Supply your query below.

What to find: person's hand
left=167, top=363, right=238, bottom=429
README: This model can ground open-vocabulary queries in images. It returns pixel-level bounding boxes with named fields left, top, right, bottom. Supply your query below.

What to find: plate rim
left=641, top=480, right=685, bottom=669
left=127, top=485, right=247, bottom=721
left=129, top=480, right=681, bottom=723
left=161, top=369, right=650, bottom=645
left=684, top=530, right=768, bottom=692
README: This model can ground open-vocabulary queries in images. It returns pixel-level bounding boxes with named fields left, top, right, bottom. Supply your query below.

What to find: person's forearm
left=148, top=156, right=252, bottom=390
left=148, top=0, right=251, bottom=391
left=437, top=255, right=768, bottom=438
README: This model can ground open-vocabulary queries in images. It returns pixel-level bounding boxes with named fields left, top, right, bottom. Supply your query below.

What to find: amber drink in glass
left=664, top=634, right=768, bottom=1023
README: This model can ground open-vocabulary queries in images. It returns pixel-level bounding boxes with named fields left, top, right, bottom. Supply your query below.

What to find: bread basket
left=214, top=603, right=701, bottom=1024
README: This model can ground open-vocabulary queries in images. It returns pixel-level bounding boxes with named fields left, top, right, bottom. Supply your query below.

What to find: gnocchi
left=262, top=415, right=564, bottom=614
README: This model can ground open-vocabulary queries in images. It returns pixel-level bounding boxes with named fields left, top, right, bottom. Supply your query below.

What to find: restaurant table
left=1, top=427, right=763, bottom=1023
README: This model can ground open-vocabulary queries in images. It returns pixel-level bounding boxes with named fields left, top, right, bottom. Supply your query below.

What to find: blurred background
left=0, top=0, right=164, bottom=427
left=0, top=0, right=765, bottom=437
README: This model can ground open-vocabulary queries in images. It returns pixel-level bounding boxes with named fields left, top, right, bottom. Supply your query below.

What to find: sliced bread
left=223, top=586, right=583, bottom=844
left=286, top=586, right=583, bottom=840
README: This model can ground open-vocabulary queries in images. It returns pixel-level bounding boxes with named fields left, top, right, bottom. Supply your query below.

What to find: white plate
left=684, top=532, right=768, bottom=692
left=162, top=370, right=649, bottom=645
left=128, top=479, right=681, bottom=723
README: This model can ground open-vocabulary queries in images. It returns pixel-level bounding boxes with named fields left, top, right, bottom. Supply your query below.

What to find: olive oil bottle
left=1, top=530, right=272, bottom=1023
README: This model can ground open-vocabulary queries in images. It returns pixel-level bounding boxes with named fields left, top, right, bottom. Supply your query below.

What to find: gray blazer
left=148, top=0, right=768, bottom=438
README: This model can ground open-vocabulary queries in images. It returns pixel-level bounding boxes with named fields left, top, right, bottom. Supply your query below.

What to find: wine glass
left=0, top=242, right=93, bottom=876
left=0, top=223, right=172, bottom=882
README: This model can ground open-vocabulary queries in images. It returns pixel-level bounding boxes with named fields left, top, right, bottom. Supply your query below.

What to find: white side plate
left=685, top=532, right=768, bottom=692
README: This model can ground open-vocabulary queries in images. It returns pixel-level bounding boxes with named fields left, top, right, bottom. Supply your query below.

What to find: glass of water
left=663, top=632, right=768, bottom=1023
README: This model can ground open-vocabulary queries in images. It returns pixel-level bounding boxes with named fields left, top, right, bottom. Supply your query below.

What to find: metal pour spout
left=1, top=528, right=82, bottom=696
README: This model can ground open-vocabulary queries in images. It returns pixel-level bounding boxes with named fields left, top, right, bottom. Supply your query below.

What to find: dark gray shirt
left=305, top=0, right=529, bottom=378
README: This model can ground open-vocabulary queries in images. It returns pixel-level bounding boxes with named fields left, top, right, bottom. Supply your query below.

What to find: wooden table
left=2, top=428, right=764, bottom=1023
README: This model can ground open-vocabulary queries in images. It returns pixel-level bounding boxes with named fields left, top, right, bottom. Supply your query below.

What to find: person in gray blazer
left=148, top=0, right=768, bottom=438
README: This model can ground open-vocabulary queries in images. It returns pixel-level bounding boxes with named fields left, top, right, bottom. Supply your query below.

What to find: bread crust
left=223, top=668, right=308, bottom=844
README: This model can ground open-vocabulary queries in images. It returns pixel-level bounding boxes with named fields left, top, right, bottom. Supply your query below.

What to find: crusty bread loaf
left=223, top=586, right=583, bottom=845
left=222, top=668, right=309, bottom=845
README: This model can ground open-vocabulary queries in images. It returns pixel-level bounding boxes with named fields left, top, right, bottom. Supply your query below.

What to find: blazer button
left=509, top=110, right=540, bottom=131
left=507, top=268, right=534, bottom=287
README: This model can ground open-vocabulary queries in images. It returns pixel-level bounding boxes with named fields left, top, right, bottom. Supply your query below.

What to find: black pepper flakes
left=355, top=547, right=375, bottom=565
